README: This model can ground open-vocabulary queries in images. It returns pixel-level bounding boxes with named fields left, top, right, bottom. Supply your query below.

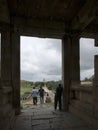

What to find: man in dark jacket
left=54, top=84, right=63, bottom=110
left=39, top=86, right=45, bottom=104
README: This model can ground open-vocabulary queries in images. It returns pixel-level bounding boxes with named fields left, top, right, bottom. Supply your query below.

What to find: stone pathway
left=13, top=104, right=96, bottom=130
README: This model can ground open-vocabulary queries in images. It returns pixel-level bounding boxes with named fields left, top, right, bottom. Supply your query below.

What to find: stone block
left=0, top=111, right=15, bottom=130
left=80, top=91, right=93, bottom=103
left=94, top=107, right=98, bottom=119
left=93, top=87, right=98, bottom=100
left=70, top=105, right=98, bottom=129
left=9, top=110, right=15, bottom=130
left=0, top=93, right=12, bottom=105
left=70, top=100, right=93, bottom=116
left=0, top=104, right=12, bottom=118
left=0, top=118, right=9, bottom=130
left=69, top=105, right=93, bottom=125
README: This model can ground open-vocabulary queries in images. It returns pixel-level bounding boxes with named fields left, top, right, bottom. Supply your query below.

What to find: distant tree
left=21, top=80, right=62, bottom=91
left=83, top=75, right=94, bottom=82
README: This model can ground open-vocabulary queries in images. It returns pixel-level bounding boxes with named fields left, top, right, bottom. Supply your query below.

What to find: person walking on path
left=54, top=84, right=63, bottom=111
left=31, top=87, right=38, bottom=105
left=39, top=86, right=45, bottom=104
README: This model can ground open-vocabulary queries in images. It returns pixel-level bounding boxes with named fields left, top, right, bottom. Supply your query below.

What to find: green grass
left=20, top=87, right=33, bottom=96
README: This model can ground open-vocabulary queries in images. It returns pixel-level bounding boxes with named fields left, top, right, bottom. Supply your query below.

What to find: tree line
left=82, top=75, right=94, bottom=82
left=21, top=80, right=62, bottom=91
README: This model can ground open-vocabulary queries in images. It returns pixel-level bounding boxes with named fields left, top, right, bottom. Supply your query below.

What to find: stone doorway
left=20, top=36, right=62, bottom=111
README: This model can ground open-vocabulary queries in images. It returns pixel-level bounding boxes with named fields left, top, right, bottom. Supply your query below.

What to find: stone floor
left=13, top=104, right=96, bottom=130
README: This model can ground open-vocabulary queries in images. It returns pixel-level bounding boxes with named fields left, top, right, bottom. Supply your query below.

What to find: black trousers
left=54, top=96, right=62, bottom=110
left=33, top=97, right=37, bottom=105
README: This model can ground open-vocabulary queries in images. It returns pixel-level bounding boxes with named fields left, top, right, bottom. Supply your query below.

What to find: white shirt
left=32, top=89, right=38, bottom=97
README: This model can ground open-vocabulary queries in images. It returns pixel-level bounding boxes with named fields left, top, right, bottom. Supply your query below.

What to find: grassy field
left=20, top=86, right=33, bottom=96
left=20, top=85, right=54, bottom=108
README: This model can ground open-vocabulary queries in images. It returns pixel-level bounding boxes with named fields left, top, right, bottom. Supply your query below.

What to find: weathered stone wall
left=70, top=90, right=92, bottom=120
left=69, top=37, right=98, bottom=129
left=0, top=1, right=13, bottom=129
left=0, top=29, right=16, bottom=130
left=0, top=87, right=15, bottom=130
left=70, top=83, right=98, bottom=129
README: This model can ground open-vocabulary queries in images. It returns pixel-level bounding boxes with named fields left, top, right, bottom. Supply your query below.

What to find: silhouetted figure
left=54, top=84, right=63, bottom=110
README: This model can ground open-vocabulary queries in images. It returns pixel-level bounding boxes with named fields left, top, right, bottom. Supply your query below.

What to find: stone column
left=62, top=35, right=71, bottom=111
left=0, top=29, right=15, bottom=130
left=94, top=37, right=98, bottom=120
left=95, top=36, right=98, bottom=46
left=0, top=33, right=1, bottom=79
left=1, top=31, right=12, bottom=88
left=71, top=36, right=80, bottom=85
left=11, top=29, right=20, bottom=115
left=1, top=30, right=12, bottom=104
left=93, top=55, right=98, bottom=120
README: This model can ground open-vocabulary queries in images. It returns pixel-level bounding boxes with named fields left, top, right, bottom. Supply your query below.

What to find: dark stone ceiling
left=5, top=0, right=98, bottom=38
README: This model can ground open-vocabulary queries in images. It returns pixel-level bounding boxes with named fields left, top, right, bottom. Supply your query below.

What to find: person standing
left=54, top=84, right=63, bottom=111
left=31, top=87, right=38, bottom=105
left=39, top=86, right=45, bottom=104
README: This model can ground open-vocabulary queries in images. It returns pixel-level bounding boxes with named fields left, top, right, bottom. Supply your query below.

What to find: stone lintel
left=12, top=16, right=68, bottom=39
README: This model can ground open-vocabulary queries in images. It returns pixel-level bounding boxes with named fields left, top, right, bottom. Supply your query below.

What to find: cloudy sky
left=20, top=36, right=98, bottom=82
left=80, top=38, right=98, bottom=80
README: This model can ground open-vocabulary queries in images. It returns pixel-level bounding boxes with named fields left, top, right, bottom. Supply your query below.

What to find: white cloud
left=20, top=36, right=61, bottom=81
left=20, top=36, right=98, bottom=81
left=80, top=38, right=98, bottom=80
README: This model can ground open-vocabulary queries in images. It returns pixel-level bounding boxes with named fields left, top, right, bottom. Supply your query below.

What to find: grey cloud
left=42, top=65, right=61, bottom=76
left=80, top=38, right=98, bottom=71
left=21, top=37, right=98, bottom=81
left=44, top=38, right=61, bottom=53
left=21, top=37, right=62, bottom=81
left=80, top=38, right=98, bottom=79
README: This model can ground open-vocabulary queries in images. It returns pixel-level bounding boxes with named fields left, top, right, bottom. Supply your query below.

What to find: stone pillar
left=11, top=29, right=20, bottom=115
left=62, top=35, right=71, bottom=111
left=1, top=31, right=12, bottom=88
left=95, top=36, right=98, bottom=47
left=94, top=56, right=98, bottom=86
left=0, top=33, right=1, bottom=79
left=71, top=36, right=80, bottom=85
left=93, top=55, right=98, bottom=119
left=0, top=30, right=15, bottom=130
left=1, top=30, right=12, bottom=104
